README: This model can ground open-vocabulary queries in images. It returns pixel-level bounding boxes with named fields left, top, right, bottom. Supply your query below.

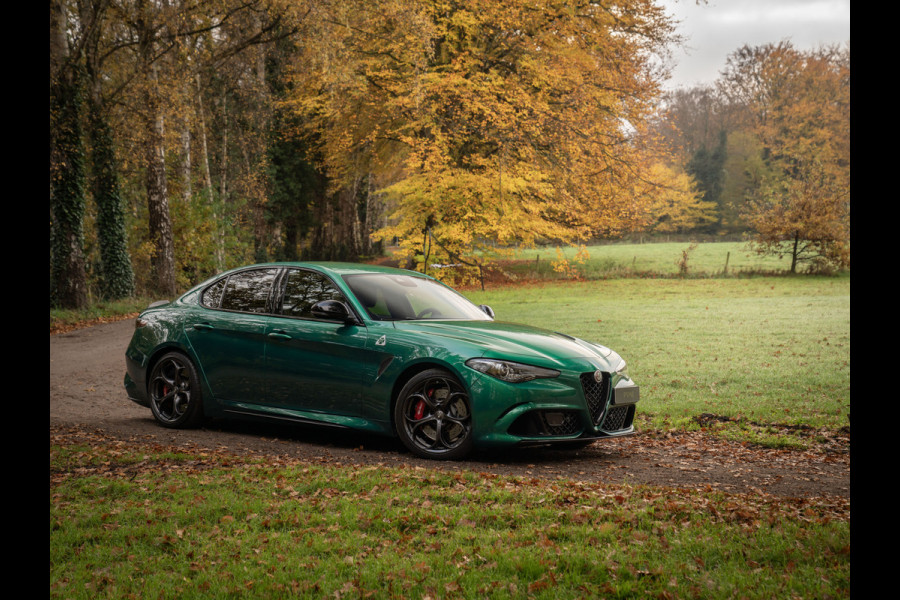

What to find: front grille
left=601, top=405, right=634, bottom=432
left=580, top=371, right=610, bottom=425
left=509, top=410, right=582, bottom=437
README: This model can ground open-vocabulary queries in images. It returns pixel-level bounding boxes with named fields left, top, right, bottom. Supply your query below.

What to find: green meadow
left=491, top=240, right=807, bottom=281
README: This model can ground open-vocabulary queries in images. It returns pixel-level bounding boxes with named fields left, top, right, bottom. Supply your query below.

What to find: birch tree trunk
left=180, top=122, right=192, bottom=204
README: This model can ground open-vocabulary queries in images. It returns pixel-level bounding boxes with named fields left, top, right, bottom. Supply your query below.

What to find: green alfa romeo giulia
left=125, top=262, right=639, bottom=460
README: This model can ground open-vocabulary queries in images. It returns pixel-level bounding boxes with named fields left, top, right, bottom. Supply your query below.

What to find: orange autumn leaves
left=286, top=0, right=684, bottom=275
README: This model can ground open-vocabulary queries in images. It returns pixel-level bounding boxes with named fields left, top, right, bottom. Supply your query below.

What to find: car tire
left=394, top=368, right=473, bottom=460
left=148, top=352, right=204, bottom=428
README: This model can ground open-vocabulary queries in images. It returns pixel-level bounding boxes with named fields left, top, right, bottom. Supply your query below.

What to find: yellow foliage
left=639, top=163, right=718, bottom=233
left=287, top=0, right=679, bottom=267
left=551, top=245, right=590, bottom=279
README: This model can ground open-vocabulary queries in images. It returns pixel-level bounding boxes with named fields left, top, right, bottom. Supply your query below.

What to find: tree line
left=658, top=41, right=850, bottom=273
left=50, top=1, right=850, bottom=308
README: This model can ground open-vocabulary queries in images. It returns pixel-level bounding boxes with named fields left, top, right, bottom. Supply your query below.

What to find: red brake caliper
left=414, top=388, right=432, bottom=419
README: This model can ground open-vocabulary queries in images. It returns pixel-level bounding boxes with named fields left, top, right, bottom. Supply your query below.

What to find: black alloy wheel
left=394, top=368, right=473, bottom=460
left=148, top=352, right=204, bottom=428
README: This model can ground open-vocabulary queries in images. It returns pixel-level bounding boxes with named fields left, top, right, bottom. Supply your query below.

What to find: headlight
left=466, top=358, right=560, bottom=383
left=615, top=359, right=628, bottom=378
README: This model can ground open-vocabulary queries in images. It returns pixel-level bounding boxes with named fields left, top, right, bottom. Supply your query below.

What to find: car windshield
left=343, top=273, right=491, bottom=321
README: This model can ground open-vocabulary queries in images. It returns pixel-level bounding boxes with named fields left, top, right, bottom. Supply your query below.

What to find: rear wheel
left=148, top=352, right=204, bottom=428
left=394, top=369, right=473, bottom=460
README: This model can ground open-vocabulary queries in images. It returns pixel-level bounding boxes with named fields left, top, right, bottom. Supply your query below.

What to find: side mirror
left=311, top=300, right=358, bottom=325
left=479, top=304, right=495, bottom=319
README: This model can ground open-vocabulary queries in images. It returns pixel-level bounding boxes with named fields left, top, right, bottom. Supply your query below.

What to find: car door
left=264, top=268, right=372, bottom=417
left=185, top=268, right=277, bottom=406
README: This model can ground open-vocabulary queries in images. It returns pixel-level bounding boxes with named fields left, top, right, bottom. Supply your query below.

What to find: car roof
left=175, top=262, right=436, bottom=304
left=227, top=261, right=431, bottom=278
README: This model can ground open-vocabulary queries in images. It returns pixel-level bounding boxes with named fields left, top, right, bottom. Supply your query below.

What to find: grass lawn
left=50, top=437, right=850, bottom=599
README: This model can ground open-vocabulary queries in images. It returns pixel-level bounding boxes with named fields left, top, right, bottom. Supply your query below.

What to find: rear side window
left=201, top=278, right=226, bottom=308
left=219, top=269, right=277, bottom=313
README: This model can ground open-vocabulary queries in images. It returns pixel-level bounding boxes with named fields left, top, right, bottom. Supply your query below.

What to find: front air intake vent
left=601, top=405, right=635, bottom=431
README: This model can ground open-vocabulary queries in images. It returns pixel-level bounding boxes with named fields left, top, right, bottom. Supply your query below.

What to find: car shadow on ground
left=195, top=416, right=607, bottom=467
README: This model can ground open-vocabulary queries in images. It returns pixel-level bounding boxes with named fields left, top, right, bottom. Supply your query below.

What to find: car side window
left=280, top=270, right=347, bottom=318
left=201, top=278, right=227, bottom=308
left=219, top=269, right=278, bottom=313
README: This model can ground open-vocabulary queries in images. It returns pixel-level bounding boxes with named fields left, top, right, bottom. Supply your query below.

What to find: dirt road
left=50, top=319, right=849, bottom=499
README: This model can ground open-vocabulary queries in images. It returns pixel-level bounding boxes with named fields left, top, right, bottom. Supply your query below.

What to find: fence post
left=724, top=251, right=730, bottom=274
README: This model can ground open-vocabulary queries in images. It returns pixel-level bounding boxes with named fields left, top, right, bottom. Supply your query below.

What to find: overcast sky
left=657, top=0, right=850, bottom=90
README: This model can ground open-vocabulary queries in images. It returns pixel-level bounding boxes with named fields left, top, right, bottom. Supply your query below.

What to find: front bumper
left=467, top=361, right=640, bottom=447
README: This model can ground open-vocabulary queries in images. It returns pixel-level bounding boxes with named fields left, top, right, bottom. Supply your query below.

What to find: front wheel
left=394, top=369, right=473, bottom=460
left=148, top=352, right=204, bottom=428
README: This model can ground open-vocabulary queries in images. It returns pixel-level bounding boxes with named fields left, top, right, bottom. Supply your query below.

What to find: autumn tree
left=719, top=42, right=850, bottom=272
left=656, top=85, right=730, bottom=164
left=717, top=130, right=772, bottom=232
left=50, top=0, right=89, bottom=308
left=264, top=36, right=326, bottom=261
left=81, top=0, right=135, bottom=300
left=78, top=0, right=305, bottom=294
left=654, top=85, right=756, bottom=233
left=685, top=128, right=726, bottom=231
left=637, top=163, right=716, bottom=234
left=288, top=0, right=678, bottom=279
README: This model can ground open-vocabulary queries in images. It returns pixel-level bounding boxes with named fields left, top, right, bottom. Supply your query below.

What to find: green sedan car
left=125, top=262, right=639, bottom=460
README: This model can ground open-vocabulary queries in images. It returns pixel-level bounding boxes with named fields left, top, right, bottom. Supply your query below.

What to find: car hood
left=391, top=320, right=619, bottom=369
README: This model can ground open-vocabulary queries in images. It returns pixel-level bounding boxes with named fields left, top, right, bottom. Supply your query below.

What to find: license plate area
left=613, top=386, right=639, bottom=405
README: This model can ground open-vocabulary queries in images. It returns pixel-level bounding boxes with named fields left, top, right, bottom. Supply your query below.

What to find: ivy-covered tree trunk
left=50, top=68, right=89, bottom=309
left=87, top=97, right=135, bottom=299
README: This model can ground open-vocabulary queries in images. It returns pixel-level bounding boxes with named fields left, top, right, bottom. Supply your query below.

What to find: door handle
left=192, top=323, right=214, bottom=331
left=268, top=331, right=292, bottom=341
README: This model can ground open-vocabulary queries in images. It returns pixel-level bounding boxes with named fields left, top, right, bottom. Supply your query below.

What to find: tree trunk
left=87, top=93, right=135, bottom=300
left=136, top=0, right=176, bottom=296
left=214, top=91, right=228, bottom=269
left=180, top=123, right=192, bottom=203
left=195, top=73, right=215, bottom=201
left=144, top=62, right=177, bottom=296
left=790, top=231, right=799, bottom=274
left=49, top=71, right=89, bottom=308
left=194, top=71, right=224, bottom=268
left=49, top=0, right=88, bottom=308
left=83, top=0, right=134, bottom=300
